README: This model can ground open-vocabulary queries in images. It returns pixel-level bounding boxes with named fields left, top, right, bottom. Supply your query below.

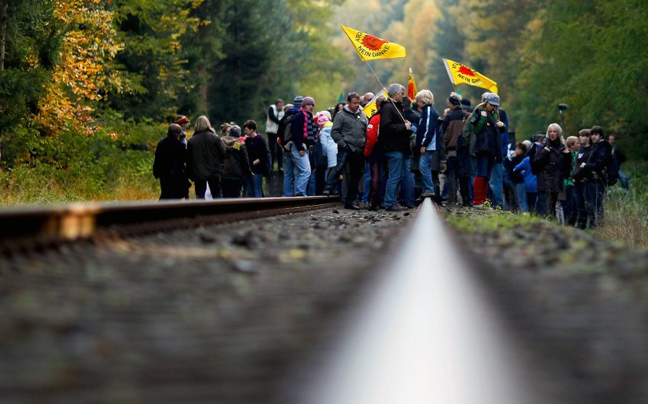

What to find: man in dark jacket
left=187, top=115, right=227, bottom=199
left=380, top=83, right=412, bottom=211
left=534, top=123, right=572, bottom=217
left=468, top=92, right=506, bottom=207
left=323, top=92, right=368, bottom=209
left=442, top=92, right=467, bottom=205
left=571, top=129, right=594, bottom=229
left=579, top=125, right=612, bottom=228
left=153, top=124, right=189, bottom=200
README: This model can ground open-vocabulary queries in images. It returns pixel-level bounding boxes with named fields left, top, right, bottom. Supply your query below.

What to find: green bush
left=0, top=119, right=163, bottom=205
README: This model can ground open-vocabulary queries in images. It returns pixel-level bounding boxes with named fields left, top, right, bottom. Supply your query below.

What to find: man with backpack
left=579, top=125, right=613, bottom=228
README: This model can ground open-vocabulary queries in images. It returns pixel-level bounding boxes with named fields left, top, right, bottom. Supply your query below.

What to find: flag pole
left=363, top=59, right=407, bottom=124
left=442, top=58, right=459, bottom=94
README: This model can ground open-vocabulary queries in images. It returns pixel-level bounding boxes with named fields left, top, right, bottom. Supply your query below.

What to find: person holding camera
left=533, top=123, right=572, bottom=217
left=467, top=92, right=506, bottom=207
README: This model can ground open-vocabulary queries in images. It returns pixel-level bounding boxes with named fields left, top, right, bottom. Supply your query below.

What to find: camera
left=558, top=103, right=568, bottom=111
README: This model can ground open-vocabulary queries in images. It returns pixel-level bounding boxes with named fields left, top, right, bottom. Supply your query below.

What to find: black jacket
left=187, top=130, right=227, bottom=181
left=533, top=138, right=572, bottom=193
left=582, top=140, right=613, bottom=184
left=153, top=135, right=187, bottom=179
left=245, top=134, right=272, bottom=176
left=379, top=99, right=410, bottom=153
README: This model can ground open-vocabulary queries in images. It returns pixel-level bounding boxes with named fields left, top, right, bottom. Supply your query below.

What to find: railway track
left=0, top=197, right=646, bottom=403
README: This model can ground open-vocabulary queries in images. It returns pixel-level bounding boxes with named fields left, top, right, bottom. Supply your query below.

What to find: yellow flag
left=442, top=58, right=498, bottom=94
left=407, top=68, right=418, bottom=101
left=362, top=90, right=389, bottom=118
left=341, top=25, right=407, bottom=61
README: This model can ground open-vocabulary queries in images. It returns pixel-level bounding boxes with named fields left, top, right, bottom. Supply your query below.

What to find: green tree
left=0, top=0, right=60, bottom=135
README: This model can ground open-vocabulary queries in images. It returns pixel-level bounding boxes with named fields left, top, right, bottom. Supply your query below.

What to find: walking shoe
left=420, top=190, right=435, bottom=198
left=322, top=188, right=331, bottom=196
left=386, top=203, right=407, bottom=212
left=344, top=202, right=362, bottom=210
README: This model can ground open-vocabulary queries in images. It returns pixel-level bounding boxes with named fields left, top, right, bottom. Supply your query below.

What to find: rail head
left=291, top=198, right=549, bottom=404
left=0, top=196, right=340, bottom=245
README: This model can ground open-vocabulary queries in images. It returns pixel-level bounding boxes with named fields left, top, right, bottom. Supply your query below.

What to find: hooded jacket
left=221, top=135, right=252, bottom=180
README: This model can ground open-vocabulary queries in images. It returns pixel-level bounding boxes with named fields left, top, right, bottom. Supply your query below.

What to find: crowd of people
left=153, top=83, right=626, bottom=228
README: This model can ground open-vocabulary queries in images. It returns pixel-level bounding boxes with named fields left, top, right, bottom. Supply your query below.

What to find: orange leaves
left=35, top=0, right=123, bottom=136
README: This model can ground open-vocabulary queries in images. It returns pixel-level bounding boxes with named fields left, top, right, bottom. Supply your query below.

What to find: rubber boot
left=473, top=176, right=487, bottom=206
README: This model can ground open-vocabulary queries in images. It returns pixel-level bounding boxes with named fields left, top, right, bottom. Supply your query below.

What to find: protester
left=153, top=123, right=189, bottom=200
left=468, top=93, right=506, bottom=207
left=415, top=89, right=444, bottom=205
left=323, top=92, right=368, bottom=210
left=187, top=115, right=226, bottom=199
left=441, top=92, right=466, bottom=206
left=265, top=99, right=285, bottom=172
left=174, top=115, right=189, bottom=146
left=380, top=83, right=412, bottom=211
left=533, top=123, right=572, bottom=217
left=221, top=124, right=252, bottom=197
left=571, top=129, right=594, bottom=229
left=243, top=120, right=271, bottom=197
left=579, top=125, right=612, bottom=228
left=289, top=96, right=316, bottom=196
left=364, top=95, right=386, bottom=210
left=280, top=96, right=302, bottom=196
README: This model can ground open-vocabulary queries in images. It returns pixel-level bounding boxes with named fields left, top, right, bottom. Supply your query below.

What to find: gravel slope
left=446, top=207, right=648, bottom=404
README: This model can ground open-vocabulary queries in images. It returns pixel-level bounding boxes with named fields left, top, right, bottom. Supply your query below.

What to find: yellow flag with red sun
left=442, top=58, right=498, bottom=94
left=341, top=25, right=407, bottom=62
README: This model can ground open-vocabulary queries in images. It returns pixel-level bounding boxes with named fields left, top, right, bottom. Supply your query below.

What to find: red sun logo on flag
left=458, top=66, right=476, bottom=77
left=362, top=34, right=388, bottom=51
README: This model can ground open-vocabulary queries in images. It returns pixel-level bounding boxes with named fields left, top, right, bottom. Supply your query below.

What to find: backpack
left=606, top=154, right=619, bottom=186
left=277, top=110, right=297, bottom=150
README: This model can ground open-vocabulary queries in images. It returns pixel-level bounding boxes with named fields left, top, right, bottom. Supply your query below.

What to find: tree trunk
left=0, top=1, right=8, bottom=71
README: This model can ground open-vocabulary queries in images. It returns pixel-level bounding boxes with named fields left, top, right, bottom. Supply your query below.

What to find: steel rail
left=0, top=196, right=340, bottom=245
left=297, top=198, right=550, bottom=404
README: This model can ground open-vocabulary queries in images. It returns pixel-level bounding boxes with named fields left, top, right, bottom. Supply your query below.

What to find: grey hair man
left=380, top=83, right=413, bottom=211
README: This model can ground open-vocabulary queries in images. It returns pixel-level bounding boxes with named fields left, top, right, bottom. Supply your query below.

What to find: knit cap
left=302, top=96, right=315, bottom=107
left=293, top=96, right=304, bottom=107
left=174, top=115, right=188, bottom=125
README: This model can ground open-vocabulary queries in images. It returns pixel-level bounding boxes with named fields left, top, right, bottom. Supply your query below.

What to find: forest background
left=0, top=0, right=646, bottom=208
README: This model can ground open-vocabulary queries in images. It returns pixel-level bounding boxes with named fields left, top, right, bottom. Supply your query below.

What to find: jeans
left=535, top=190, right=558, bottom=218
left=475, top=151, right=494, bottom=180
left=363, top=161, right=371, bottom=203
left=384, top=151, right=404, bottom=208
left=307, top=171, right=316, bottom=196
left=573, top=182, right=587, bottom=229
left=401, top=156, right=415, bottom=206
left=290, top=144, right=311, bottom=196
left=244, top=174, right=264, bottom=197
left=418, top=150, right=436, bottom=193
left=584, top=181, right=605, bottom=228
left=283, top=151, right=295, bottom=196
left=489, top=163, right=504, bottom=208
left=515, top=183, right=528, bottom=212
